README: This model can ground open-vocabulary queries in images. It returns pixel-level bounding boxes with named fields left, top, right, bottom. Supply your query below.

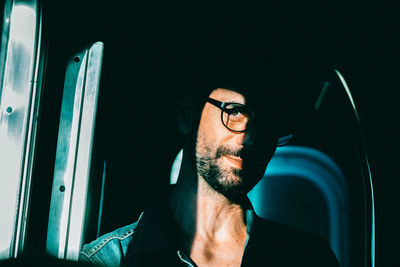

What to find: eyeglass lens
left=222, top=104, right=253, bottom=132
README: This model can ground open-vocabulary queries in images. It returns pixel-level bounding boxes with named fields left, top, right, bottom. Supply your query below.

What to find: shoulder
left=255, top=217, right=322, bottom=244
left=250, top=216, right=339, bottom=266
left=79, top=218, right=140, bottom=266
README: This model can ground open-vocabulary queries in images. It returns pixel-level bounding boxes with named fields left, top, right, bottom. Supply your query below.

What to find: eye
left=226, top=107, right=246, bottom=121
left=228, top=108, right=242, bottom=117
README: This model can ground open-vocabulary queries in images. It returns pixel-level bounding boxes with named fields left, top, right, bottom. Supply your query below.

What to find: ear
left=177, top=96, right=196, bottom=135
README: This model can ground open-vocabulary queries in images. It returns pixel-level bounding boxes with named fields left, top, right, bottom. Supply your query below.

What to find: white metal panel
left=0, top=0, right=43, bottom=259
left=66, top=43, right=104, bottom=260
left=46, top=42, right=104, bottom=261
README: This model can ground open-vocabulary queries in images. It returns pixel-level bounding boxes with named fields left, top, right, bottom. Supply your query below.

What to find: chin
left=243, top=164, right=266, bottom=187
left=221, top=187, right=249, bottom=204
left=219, top=177, right=256, bottom=203
left=222, top=171, right=242, bottom=184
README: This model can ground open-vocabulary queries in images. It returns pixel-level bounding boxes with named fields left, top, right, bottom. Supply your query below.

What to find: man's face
left=195, top=88, right=276, bottom=201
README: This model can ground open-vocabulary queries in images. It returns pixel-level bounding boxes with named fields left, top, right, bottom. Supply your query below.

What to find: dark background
left=24, top=0, right=400, bottom=266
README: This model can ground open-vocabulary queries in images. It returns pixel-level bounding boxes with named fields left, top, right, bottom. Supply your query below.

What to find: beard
left=196, top=135, right=251, bottom=203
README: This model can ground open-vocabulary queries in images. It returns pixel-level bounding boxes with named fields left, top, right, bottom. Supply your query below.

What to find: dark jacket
left=80, top=203, right=339, bottom=267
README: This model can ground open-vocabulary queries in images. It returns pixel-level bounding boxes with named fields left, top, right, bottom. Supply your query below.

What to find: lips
left=223, top=155, right=243, bottom=169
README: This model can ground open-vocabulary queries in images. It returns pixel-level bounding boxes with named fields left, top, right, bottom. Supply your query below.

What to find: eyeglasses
left=206, top=97, right=255, bottom=132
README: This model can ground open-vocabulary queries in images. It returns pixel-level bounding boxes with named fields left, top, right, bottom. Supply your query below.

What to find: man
left=79, top=86, right=339, bottom=266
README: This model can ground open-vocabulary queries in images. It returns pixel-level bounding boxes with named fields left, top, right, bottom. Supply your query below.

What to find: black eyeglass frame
left=206, top=97, right=255, bottom=133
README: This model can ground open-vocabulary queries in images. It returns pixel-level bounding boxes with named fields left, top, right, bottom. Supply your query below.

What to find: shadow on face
left=194, top=88, right=277, bottom=200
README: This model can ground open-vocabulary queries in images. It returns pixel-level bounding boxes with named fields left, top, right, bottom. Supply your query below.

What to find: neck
left=170, top=171, right=247, bottom=252
left=195, top=178, right=247, bottom=239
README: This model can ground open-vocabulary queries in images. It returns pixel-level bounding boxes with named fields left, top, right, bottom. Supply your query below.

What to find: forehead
left=209, top=88, right=246, bottom=104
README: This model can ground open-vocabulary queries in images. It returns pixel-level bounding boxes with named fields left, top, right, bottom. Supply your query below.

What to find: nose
left=234, top=130, right=254, bottom=147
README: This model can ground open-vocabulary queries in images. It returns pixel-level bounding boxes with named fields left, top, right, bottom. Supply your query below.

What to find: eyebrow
left=211, top=97, right=245, bottom=104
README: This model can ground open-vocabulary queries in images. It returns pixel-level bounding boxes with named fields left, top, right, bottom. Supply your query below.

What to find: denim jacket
left=79, top=220, right=139, bottom=266
left=79, top=204, right=339, bottom=267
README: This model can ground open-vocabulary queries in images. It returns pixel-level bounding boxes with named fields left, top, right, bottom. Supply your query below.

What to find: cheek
left=196, top=130, right=215, bottom=158
left=245, top=143, right=275, bottom=168
left=195, top=132, right=207, bottom=156
left=197, top=115, right=226, bottom=150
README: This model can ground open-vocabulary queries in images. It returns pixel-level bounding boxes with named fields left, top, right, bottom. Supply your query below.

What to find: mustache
left=216, top=146, right=250, bottom=159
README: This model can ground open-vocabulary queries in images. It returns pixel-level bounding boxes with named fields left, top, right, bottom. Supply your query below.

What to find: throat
left=171, top=172, right=249, bottom=266
left=188, top=231, right=247, bottom=267
left=188, top=193, right=248, bottom=266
